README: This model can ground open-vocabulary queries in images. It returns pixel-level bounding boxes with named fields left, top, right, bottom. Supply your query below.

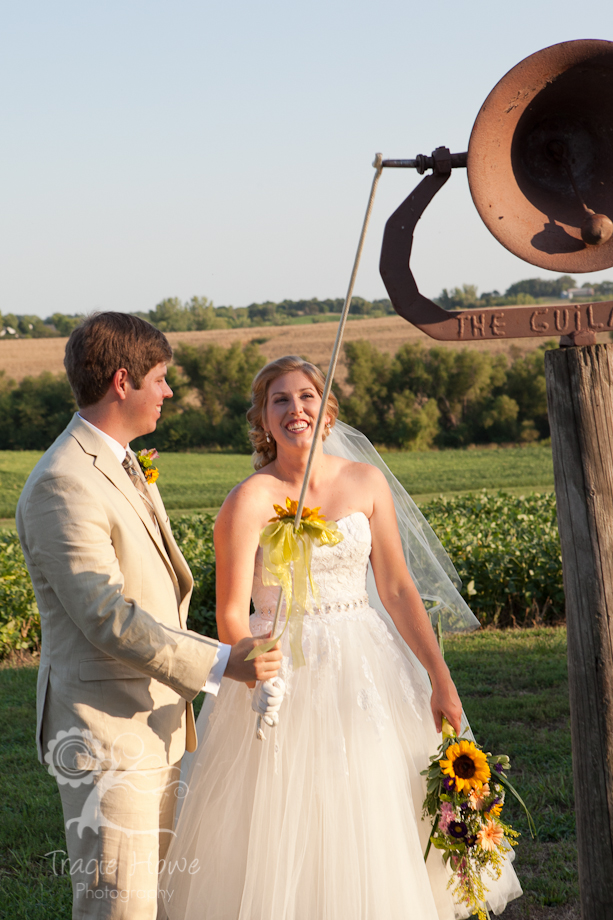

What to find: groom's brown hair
left=64, top=312, right=173, bottom=407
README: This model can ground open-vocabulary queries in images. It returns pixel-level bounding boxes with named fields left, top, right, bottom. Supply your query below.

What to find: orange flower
left=477, top=820, right=504, bottom=852
left=468, top=783, right=490, bottom=811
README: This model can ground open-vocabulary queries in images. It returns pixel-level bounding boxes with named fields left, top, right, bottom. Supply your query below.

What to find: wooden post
left=545, top=343, right=613, bottom=918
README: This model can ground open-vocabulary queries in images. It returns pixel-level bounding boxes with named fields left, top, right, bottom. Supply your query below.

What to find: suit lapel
left=68, top=416, right=179, bottom=587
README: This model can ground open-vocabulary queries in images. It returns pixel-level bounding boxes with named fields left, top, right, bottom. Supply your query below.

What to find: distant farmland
left=0, top=314, right=573, bottom=387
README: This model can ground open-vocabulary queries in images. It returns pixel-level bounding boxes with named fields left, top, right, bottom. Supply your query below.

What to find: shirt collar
left=78, top=414, right=129, bottom=464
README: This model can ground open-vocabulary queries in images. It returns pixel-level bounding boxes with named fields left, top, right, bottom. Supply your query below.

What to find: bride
left=160, top=355, right=522, bottom=919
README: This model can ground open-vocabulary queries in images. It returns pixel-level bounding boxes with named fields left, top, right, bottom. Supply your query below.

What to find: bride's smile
left=265, top=371, right=329, bottom=450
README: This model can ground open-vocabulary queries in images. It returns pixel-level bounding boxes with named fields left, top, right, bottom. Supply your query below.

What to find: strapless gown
left=160, top=512, right=522, bottom=919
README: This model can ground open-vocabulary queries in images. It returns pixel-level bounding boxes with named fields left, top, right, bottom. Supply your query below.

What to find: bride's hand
left=430, top=674, right=463, bottom=736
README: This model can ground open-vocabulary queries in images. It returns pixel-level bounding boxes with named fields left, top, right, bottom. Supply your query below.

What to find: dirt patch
left=0, top=649, right=40, bottom=669
left=2, top=315, right=593, bottom=387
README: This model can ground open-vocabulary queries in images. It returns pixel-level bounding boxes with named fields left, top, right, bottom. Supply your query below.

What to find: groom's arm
left=19, top=473, right=217, bottom=699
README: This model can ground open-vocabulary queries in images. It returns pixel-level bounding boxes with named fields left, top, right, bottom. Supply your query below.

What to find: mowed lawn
left=0, top=628, right=576, bottom=919
left=0, top=443, right=554, bottom=522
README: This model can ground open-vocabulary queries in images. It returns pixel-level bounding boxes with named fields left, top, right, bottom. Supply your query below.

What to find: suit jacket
left=16, top=414, right=219, bottom=770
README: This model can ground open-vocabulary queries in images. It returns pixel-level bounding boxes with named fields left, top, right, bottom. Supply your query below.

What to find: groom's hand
left=225, top=637, right=282, bottom=683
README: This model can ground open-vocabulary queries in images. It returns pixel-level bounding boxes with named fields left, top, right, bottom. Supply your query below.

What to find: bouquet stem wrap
left=247, top=499, right=344, bottom=667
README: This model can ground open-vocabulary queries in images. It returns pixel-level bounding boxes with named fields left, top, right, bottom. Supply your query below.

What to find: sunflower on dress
left=422, top=724, right=533, bottom=920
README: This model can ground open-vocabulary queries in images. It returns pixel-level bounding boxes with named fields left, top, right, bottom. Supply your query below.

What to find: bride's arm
left=366, top=467, right=463, bottom=734
left=214, top=484, right=264, bottom=646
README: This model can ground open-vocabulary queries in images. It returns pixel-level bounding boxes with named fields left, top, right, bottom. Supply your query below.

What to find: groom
left=17, top=312, right=282, bottom=920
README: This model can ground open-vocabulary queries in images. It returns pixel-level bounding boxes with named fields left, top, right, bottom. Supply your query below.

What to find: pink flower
left=439, top=801, right=455, bottom=833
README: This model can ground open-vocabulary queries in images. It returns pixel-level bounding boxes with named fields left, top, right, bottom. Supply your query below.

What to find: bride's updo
left=248, top=355, right=339, bottom=470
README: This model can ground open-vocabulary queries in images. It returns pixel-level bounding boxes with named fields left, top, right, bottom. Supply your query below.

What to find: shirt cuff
left=202, top=643, right=231, bottom=695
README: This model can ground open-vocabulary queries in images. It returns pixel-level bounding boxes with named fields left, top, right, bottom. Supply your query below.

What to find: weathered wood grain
left=545, top=344, right=613, bottom=919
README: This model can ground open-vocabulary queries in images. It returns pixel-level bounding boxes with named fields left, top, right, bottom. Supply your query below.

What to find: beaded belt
left=254, top=594, right=370, bottom=619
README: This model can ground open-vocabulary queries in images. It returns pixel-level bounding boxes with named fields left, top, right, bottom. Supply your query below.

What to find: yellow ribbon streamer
left=247, top=498, right=344, bottom=667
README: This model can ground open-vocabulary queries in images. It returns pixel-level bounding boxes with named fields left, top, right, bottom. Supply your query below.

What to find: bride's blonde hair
left=248, top=355, right=339, bottom=470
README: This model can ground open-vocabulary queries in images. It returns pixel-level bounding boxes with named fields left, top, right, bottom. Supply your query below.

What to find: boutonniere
left=136, top=449, right=160, bottom=484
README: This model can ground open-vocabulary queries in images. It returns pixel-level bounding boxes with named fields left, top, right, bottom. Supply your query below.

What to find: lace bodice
left=252, top=511, right=372, bottom=617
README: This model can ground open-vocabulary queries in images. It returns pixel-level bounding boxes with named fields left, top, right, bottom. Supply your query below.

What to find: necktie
left=122, top=453, right=159, bottom=530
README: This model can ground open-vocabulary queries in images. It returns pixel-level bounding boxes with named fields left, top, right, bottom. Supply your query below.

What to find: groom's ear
left=111, top=368, right=131, bottom=401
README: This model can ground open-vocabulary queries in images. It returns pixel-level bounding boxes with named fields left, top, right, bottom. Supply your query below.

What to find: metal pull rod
left=382, top=151, right=467, bottom=173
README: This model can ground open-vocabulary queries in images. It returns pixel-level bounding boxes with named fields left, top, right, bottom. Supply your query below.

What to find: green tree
left=170, top=341, right=266, bottom=451
left=435, top=285, right=479, bottom=310
left=247, top=302, right=281, bottom=324
left=505, top=276, right=575, bottom=299
left=47, top=313, right=85, bottom=336
left=340, top=341, right=393, bottom=443
left=0, top=372, right=77, bottom=449
left=504, top=343, right=554, bottom=439
left=148, top=298, right=193, bottom=332
left=1, top=313, right=20, bottom=336
left=385, top=392, right=440, bottom=450
left=479, top=394, right=520, bottom=442
left=188, top=296, right=228, bottom=330
left=389, top=343, right=507, bottom=446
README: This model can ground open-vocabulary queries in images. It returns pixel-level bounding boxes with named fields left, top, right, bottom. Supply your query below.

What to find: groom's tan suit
left=17, top=414, right=219, bottom=918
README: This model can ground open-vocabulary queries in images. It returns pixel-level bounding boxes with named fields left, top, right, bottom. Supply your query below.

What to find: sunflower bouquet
left=422, top=725, right=533, bottom=920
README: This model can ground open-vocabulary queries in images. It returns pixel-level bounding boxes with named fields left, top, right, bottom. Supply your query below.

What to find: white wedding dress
left=161, top=512, right=522, bottom=920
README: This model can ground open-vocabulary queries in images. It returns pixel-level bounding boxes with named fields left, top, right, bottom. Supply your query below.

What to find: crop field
left=0, top=314, right=568, bottom=387
left=0, top=443, right=554, bottom=523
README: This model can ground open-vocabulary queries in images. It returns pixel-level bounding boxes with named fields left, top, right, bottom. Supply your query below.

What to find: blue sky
left=2, top=0, right=613, bottom=318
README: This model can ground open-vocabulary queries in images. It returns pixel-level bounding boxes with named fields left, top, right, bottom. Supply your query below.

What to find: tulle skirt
left=160, top=607, right=521, bottom=919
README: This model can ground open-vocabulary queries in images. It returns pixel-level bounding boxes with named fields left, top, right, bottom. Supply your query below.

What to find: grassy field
left=0, top=443, right=554, bottom=524
left=447, top=628, right=577, bottom=918
left=0, top=628, right=576, bottom=919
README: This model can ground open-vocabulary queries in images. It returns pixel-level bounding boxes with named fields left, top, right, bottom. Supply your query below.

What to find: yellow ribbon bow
left=249, top=498, right=344, bottom=667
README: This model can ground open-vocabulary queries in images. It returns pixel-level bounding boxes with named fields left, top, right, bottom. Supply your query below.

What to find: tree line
left=0, top=296, right=395, bottom=339
left=340, top=340, right=550, bottom=449
left=0, top=339, right=553, bottom=452
left=4, top=272, right=613, bottom=339
left=435, top=275, right=613, bottom=310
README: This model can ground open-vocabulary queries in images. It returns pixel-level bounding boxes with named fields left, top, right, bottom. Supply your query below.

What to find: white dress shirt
left=77, top=415, right=230, bottom=694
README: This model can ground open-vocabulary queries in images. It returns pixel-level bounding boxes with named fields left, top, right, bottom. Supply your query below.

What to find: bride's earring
left=265, top=431, right=272, bottom=444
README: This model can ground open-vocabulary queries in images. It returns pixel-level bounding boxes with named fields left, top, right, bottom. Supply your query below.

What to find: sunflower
left=271, top=498, right=326, bottom=523
left=439, top=739, right=491, bottom=793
